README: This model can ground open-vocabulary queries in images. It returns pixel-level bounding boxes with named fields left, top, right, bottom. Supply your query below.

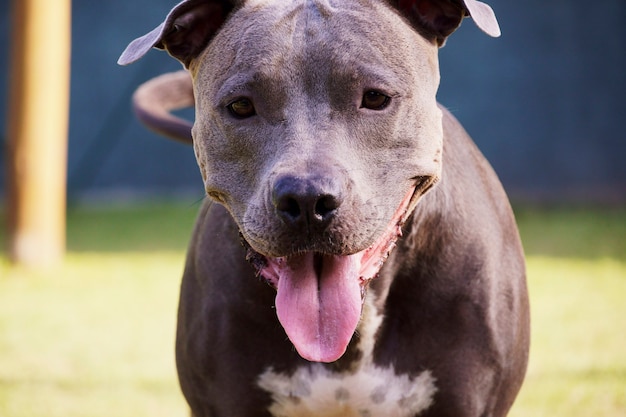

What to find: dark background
left=1, top=0, right=624, bottom=204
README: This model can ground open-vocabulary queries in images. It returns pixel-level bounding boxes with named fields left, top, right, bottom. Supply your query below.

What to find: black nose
left=272, top=175, right=343, bottom=227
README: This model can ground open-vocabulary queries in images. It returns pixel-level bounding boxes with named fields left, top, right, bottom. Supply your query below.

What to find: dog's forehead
left=199, top=0, right=435, bottom=86
left=238, top=0, right=420, bottom=53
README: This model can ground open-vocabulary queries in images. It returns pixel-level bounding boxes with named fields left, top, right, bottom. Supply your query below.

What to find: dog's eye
left=361, top=90, right=390, bottom=110
left=227, top=98, right=256, bottom=119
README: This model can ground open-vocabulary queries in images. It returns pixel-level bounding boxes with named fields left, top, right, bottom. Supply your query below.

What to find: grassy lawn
left=0, top=202, right=625, bottom=416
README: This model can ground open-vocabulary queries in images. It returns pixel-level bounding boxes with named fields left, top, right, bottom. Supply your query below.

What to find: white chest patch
left=257, top=298, right=437, bottom=417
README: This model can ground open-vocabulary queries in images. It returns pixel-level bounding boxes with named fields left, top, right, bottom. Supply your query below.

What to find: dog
left=119, top=0, right=530, bottom=416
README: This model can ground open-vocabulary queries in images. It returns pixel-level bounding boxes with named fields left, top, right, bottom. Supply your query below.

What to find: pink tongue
left=275, top=253, right=363, bottom=363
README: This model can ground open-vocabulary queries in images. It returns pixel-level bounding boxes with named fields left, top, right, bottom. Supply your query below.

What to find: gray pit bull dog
left=119, top=0, right=530, bottom=415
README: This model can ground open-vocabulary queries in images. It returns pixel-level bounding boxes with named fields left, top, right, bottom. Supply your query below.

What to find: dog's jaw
left=242, top=187, right=415, bottom=363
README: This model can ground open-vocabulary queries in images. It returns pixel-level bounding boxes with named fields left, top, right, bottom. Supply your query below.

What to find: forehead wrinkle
left=207, top=0, right=432, bottom=110
left=220, top=1, right=326, bottom=97
left=231, top=0, right=418, bottom=73
left=296, top=3, right=420, bottom=98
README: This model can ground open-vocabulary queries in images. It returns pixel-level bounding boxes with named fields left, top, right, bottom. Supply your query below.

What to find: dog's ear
left=392, top=0, right=500, bottom=46
left=118, top=0, right=237, bottom=68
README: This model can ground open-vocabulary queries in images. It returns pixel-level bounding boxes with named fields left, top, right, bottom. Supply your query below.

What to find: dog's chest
left=258, top=363, right=436, bottom=417
left=257, top=299, right=437, bottom=417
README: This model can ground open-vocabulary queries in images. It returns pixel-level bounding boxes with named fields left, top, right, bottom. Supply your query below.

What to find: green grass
left=65, top=201, right=200, bottom=252
left=512, top=257, right=626, bottom=417
left=515, top=206, right=626, bottom=260
left=1, top=203, right=625, bottom=416
left=0, top=252, right=188, bottom=417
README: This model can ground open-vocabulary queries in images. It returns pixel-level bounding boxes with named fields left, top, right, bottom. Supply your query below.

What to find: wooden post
left=5, top=0, right=72, bottom=267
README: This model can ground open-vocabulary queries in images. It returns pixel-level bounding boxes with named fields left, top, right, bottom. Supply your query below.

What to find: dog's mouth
left=242, top=183, right=428, bottom=363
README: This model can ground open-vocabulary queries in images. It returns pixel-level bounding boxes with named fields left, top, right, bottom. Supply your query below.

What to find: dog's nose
left=272, top=175, right=343, bottom=226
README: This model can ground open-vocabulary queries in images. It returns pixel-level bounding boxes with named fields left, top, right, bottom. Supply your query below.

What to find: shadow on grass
left=70, top=203, right=626, bottom=261
left=514, top=206, right=626, bottom=261
left=1, top=201, right=624, bottom=260
left=0, top=202, right=200, bottom=255
left=65, top=202, right=202, bottom=253
left=76, top=203, right=625, bottom=260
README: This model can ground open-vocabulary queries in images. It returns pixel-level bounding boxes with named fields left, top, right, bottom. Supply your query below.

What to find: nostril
left=314, top=194, right=340, bottom=220
left=276, top=196, right=301, bottom=220
left=272, top=175, right=343, bottom=226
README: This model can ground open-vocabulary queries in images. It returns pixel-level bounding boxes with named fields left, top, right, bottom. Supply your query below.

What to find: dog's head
left=120, top=0, right=499, bottom=363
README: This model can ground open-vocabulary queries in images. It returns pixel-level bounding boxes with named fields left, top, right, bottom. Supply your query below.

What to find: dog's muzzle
left=241, top=183, right=421, bottom=363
